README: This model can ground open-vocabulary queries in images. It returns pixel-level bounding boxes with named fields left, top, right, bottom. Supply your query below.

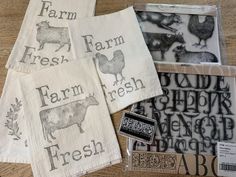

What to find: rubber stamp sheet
left=118, top=111, right=157, bottom=144
left=19, top=59, right=121, bottom=177
left=0, top=0, right=96, bottom=164
left=69, top=7, right=163, bottom=114
left=135, top=3, right=222, bottom=64
left=128, top=151, right=218, bottom=176
left=127, top=64, right=236, bottom=176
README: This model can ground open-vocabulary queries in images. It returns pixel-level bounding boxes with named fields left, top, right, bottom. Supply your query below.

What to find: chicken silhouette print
left=40, top=94, right=98, bottom=143
left=36, top=21, right=71, bottom=52
left=188, top=15, right=215, bottom=49
left=95, top=50, right=125, bottom=86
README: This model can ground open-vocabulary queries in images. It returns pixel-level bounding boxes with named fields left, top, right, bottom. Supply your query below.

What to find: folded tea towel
left=6, top=0, right=96, bottom=73
left=0, top=70, right=29, bottom=163
left=0, top=0, right=96, bottom=164
left=69, top=7, right=163, bottom=114
left=19, top=58, right=121, bottom=177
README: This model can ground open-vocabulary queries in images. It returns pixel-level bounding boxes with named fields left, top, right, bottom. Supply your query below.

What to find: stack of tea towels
left=0, top=0, right=163, bottom=176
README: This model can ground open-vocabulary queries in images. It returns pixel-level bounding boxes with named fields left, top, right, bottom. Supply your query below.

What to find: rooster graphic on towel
left=95, top=50, right=126, bottom=86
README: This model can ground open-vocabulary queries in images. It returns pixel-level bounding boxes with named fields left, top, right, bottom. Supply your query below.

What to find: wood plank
left=0, top=0, right=236, bottom=176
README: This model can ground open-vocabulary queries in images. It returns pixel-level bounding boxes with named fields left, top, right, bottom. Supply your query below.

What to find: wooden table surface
left=0, top=0, right=236, bottom=176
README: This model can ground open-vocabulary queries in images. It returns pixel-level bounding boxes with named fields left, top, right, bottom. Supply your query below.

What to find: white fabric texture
left=19, top=59, right=121, bottom=177
left=0, top=0, right=96, bottom=164
left=0, top=70, right=29, bottom=163
left=69, top=7, right=163, bottom=114
left=6, top=0, right=96, bottom=73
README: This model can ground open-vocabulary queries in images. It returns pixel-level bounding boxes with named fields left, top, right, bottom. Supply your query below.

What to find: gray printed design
left=131, top=151, right=177, bottom=171
left=119, top=111, right=157, bottom=144
left=95, top=50, right=125, bottom=86
left=5, top=98, right=22, bottom=140
left=143, top=32, right=185, bottom=60
left=173, top=45, right=218, bottom=63
left=136, top=11, right=182, bottom=33
left=36, top=21, right=71, bottom=52
left=188, top=15, right=215, bottom=49
left=40, top=94, right=98, bottom=143
left=130, top=73, right=236, bottom=156
left=136, top=9, right=220, bottom=64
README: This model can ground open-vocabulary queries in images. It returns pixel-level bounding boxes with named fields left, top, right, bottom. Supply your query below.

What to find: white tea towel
left=69, top=7, right=163, bottom=114
left=6, top=0, right=96, bottom=73
left=0, top=70, right=29, bottom=163
left=0, top=0, right=96, bottom=164
left=19, top=59, right=121, bottom=177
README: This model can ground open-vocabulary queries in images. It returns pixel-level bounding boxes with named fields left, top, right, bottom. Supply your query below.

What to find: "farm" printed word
left=81, top=34, right=125, bottom=53
left=36, top=84, right=84, bottom=107
left=38, top=0, right=78, bottom=20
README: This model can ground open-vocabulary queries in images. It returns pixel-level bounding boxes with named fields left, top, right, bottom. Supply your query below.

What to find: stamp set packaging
left=126, top=64, right=236, bottom=176
left=134, top=2, right=227, bottom=65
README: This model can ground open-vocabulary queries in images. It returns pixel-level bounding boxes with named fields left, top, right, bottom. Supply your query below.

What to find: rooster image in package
left=135, top=3, right=221, bottom=64
left=188, top=15, right=215, bottom=48
left=69, top=7, right=163, bottom=113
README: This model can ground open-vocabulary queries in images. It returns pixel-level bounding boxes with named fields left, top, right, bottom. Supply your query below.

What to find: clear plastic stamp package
left=132, top=1, right=227, bottom=65
left=125, top=63, right=236, bottom=176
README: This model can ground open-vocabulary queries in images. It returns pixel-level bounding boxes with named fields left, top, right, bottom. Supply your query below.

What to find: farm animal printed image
left=36, top=21, right=71, bottom=52
left=188, top=15, right=215, bottom=48
left=136, top=11, right=182, bottom=33
left=95, top=50, right=125, bottom=86
left=143, top=32, right=185, bottom=60
left=134, top=4, right=222, bottom=65
left=40, top=95, right=99, bottom=143
left=173, top=45, right=218, bottom=63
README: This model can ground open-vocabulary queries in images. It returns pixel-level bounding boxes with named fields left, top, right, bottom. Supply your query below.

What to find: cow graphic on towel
left=39, top=95, right=99, bottom=143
